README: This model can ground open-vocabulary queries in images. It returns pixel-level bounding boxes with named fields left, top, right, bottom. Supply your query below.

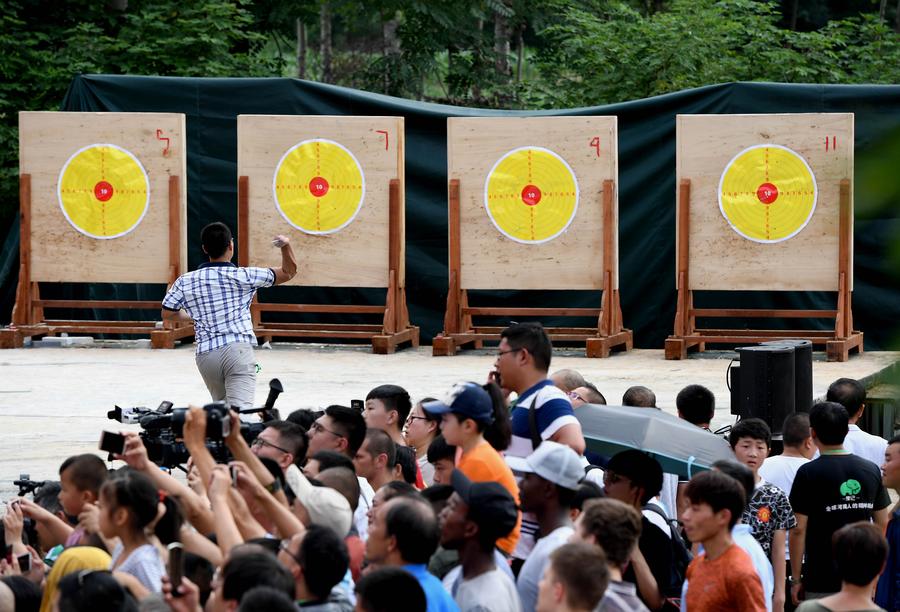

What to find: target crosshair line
left=273, top=139, right=366, bottom=235
left=483, top=146, right=579, bottom=244
left=57, top=144, right=150, bottom=239
left=718, top=144, right=817, bottom=244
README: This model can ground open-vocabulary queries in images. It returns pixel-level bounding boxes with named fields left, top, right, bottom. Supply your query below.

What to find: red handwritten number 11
left=590, top=137, right=601, bottom=157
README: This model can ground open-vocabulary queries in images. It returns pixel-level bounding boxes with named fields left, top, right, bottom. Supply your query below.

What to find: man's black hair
left=685, top=470, right=746, bottom=529
left=426, top=435, right=456, bottom=464
left=200, top=222, right=232, bottom=260
left=221, top=551, right=295, bottom=604
left=325, top=405, right=367, bottom=455
left=500, top=322, right=553, bottom=372
left=57, top=571, right=138, bottom=612
left=826, top=377, right=866, bottom=416
left=782, top=413, right=811, bottom=448
left=244, top=537, right=281, bottom=556
left=355, top=567, right=426, bottom=612
left=364, top=428, right=397, bottom=467
left=676, top=384, right=715, bottom=426
left=379, top=480, right=420, bottom=502
left=0, top=575, right=42, bottom=612
left=263, top=420, right=309, bottom=466
left=622, top=386, right=656, bottom=408
left=482, top=382, right=512, bottom=451
left=184, top=552, right=215, bottom=606
left=286, top=408, right=322, bottom=431
left=421, top=484, right=454, bottom=504
left=311, top=450, right=356, bottom=473
left=832, top=521, right=888, bottom=587
left=711, top=460, right=754, bottom=513
left=394, top=445, right=418, bottom=485
left=59, top=454, right=107, bottom=494
left=607, top=450, right=663, bottom=504
left=729, top=417, right=772, bottom=450
left=237, top=586, right=297, bottom=612
left=366, top=385, right=413, bottom=425
left=810, top=401, right=850, bottom=445
left=570, top=481, right=605, bottom=511
left=384, top=497, right=439, bottom=564
left=297, top=524, right=350, bottom=600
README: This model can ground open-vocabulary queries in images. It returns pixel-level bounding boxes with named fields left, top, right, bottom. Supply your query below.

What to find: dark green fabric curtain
left=1, top=76, right=898, bottom=349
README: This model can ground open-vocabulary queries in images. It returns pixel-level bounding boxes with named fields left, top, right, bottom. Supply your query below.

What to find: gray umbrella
left=574, top=403, right=735, bottom=479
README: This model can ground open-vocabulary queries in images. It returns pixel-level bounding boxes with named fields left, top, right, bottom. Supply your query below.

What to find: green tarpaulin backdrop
left=1, top=76, right=899, bottom=349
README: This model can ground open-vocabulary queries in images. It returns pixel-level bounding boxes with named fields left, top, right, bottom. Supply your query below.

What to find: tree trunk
left=319, top=2, right=333, bottom=83
left=895, top=0, right=900, bottom=32
left=382, top=12, right=400, bottom=93
left=879, top=0, right=887, bottom=24
left=515, top=23, right=525, bottom=83
left=296, top=19, right=306, bottom=79
left=494, top=10, right=511, bottom=78
left=790, top=0, right=799, bottom=30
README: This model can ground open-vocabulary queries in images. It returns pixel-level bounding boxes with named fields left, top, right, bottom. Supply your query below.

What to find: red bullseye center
left=756, top=182, right=778, bottom=205
left=521, top=184, right=542, bottom=206
left=309, top=176, right=329, bottom=198
left=94, top=181, right=114, bottom=202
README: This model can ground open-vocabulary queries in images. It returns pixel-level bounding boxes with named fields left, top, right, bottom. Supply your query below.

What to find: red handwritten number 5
left=589, top=137, right=601, bottom=157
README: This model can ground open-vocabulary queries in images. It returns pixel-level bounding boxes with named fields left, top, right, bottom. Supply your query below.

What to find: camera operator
left=161, top=222, right=297, bottom=409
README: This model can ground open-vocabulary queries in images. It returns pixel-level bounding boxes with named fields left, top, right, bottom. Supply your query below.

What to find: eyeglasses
left=251, top=437, right=290, bottom=454
left=603, top=471, right=631, bottom=486
left=279, top=539, right=302, bottom=565
left=407, top=415, right=430, bottom=423
left=311, top=421, right=345, bottom=439
left=567, top=391, right=585, bottom=403
left=496, top=347, right=523, bottom=358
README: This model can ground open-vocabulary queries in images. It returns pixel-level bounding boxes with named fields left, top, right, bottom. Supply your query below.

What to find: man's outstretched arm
left=271, top=235, right=297, bottom=285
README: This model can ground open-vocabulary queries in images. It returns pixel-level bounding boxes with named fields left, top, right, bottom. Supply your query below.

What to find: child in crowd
left=729, top=418, right=796, bottom=612
left=425, top=381, right=521, bottom=555
left=99, top=468, right=166, bottom=592
left=427, top=436, right=457, bottom=486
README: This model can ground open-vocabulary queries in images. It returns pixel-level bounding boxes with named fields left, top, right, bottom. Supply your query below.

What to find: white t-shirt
left=110, top=542, right=165, bottom=593
left=844, top=424, right=888, bottom=468
left=759, top=454, right=809, bottom=497
left=516, top=526, right=573, bottom=612
left=443, top=566, right=522, bottom=612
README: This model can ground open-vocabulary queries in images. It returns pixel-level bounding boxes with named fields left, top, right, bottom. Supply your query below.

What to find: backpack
left=642, top=503, right=693, bottom=599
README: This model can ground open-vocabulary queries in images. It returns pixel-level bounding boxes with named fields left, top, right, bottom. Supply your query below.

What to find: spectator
left=355, top=567, right=427, bottom=612
left=729, top=418, right=795, bottom=612
left=427, top=436, right=457, bottom=486
left=439, top=470, right=521, bottom=612
left=676, top=384, right=715, bottom=430
left=425, top=382, right=520, bottom=556
left=354, top=428, right=398, bottom=492
left=277, top=524, right=352, bottom=611
left=0, top=576, right=41, bottom=612
left=250, top=420, right=308, bottom=470
left=759, top=413, right=815, bottom=496
left=535, top=543, right=609, bottom=612
left=422, top=485, right=460, bottom=580
left=506, top=441, right=583, bottom=612
left=876, top=435, right=900, bottom=610
left=405, top=397, right=441, bottom=486
left=367, top=481, right=420, bottom=528
left=601, top=450, right=671, bottom=610
left=307, top=405, right=373, bottom=541
left=56, top=570, right=138, bottom=612
left=304, top=450, right=356, bottom=478
left=286, top=408, right=322, bottom=433
left=496, top=323, right=584, bottom=566
left=394, top=445, right=420, bottom=487
left=622, top=386, right=657, bottom=409
left=316, top=466, right=364, bottom=581
left=204, top=551, right=295, bottom=612
left=568, top=383, right=606, bottom=407
left=550, top=369, right=586, bottom=394
left=365, top=496, right=459, bottom=612
left=568, top=482, right=604, bottom=522
left=364, top=385, right=412, bottom=446
left=681, top=471, right=766, bottom=611
left=790, top=402, right=890, bottom=604
left=798, top=522, right=888, bottom=612
left=40, top=547, right=112, bottom=612
left=571, top=498, right=648, bottom=612
left=285, top=464, right=353, bottom=538
left=238, top=586, right=298, bottom=612
left=827, top=377, right=887, bottom=468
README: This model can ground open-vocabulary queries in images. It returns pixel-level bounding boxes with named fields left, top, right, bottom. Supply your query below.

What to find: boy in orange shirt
left=425, top=382, right=521, bottom=555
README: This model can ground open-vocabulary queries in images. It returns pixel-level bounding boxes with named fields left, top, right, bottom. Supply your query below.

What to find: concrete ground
left=0, top=342, right=897, bottom=499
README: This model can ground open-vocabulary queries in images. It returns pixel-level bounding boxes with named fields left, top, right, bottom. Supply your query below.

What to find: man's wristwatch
left=264, top=479, right=281, bottom=494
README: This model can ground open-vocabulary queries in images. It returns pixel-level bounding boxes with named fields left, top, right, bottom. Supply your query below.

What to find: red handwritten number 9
left=590, top=137, right=601, bottom=157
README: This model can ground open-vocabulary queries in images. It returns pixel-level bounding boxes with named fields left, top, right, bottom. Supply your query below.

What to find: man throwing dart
left=162, top=222, right=297, bottom=409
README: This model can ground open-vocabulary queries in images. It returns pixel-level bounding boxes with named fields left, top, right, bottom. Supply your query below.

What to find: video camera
left=13, top=475, right=50, bottom=497
left=108, top=378, right=285, bottom=469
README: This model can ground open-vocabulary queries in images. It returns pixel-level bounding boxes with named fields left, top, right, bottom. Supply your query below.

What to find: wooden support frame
left=665, top=178, right=863, bottom=361
left=1, top=174, right=192, bottom=349
left=433, top=178, right=632, bottom=357
left=237, top=176, right=418, bottom=354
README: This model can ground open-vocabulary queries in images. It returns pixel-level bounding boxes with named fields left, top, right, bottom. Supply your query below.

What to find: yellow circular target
left=718, top=144, right=817, bottom=243
left=57, top=144, right=150, bottom=239
left=484, top=146, right=579, bottom=244
left=273, top=139, right=365, bottom=234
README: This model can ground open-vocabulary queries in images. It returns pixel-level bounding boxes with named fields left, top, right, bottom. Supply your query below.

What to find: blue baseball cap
left=423, top=382, right=495, bottom=424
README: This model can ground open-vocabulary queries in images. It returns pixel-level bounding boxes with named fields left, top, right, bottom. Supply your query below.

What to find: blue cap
left=423, top=382, right=495, bottom=424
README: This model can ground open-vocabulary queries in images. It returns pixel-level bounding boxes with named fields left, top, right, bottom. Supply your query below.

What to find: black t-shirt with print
left=789, top=453, right=890, bottom=593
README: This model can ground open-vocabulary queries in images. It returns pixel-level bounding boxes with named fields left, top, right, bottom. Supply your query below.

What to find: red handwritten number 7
left=590, top=137, right=600, bottom=157
left=376, top=130, right=389, bottom=150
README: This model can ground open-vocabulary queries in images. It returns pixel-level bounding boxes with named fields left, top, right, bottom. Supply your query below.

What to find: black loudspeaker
left=761, top=340, right=813, bottom=413
left=730, top=345, right=796, bottom=436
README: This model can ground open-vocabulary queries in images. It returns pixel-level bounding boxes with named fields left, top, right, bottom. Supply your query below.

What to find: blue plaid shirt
left=162, top=262, right=275, bottom=355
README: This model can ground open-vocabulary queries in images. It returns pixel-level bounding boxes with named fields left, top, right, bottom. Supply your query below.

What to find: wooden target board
left=238, top=116, right=403, bottom=288
left=448, top=116, right=618, bottom=290
left=677, top=113, right=853, bottom=291
left=19, top=112, right=187, bottom=283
